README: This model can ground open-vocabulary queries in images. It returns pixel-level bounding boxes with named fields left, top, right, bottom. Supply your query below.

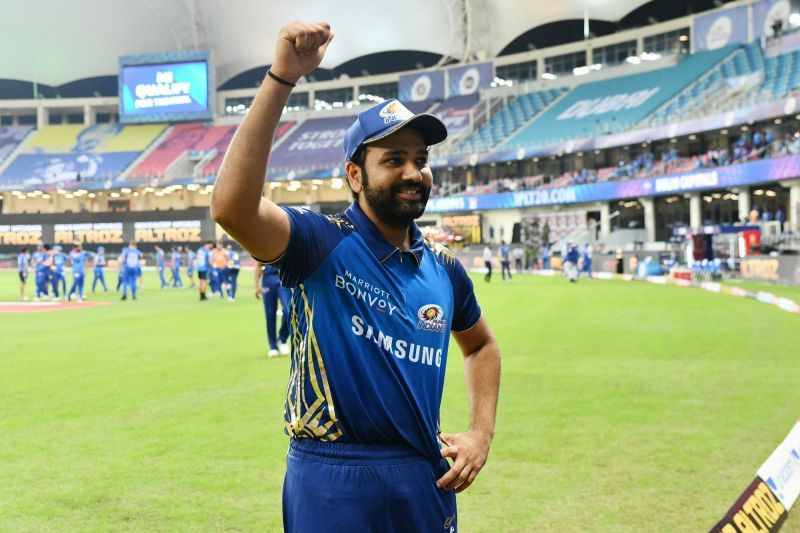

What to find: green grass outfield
left=1, top=269, right=799, bottom=532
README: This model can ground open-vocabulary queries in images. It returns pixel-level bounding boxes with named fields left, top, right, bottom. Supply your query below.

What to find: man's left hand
left=436, top=429, right=492, bottom=493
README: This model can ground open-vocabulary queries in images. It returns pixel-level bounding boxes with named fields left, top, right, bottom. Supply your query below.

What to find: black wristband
left=267, top=70, right=297, bottom=88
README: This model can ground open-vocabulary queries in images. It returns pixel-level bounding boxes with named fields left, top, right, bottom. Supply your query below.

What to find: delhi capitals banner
left=426, top=155, right=800, bottom=213
left=399, top=71, right=445, bottom=102
left=447, top=62, right=493, bottom=98
left=753, top=0, right=792, bottom=39
left=693, top=5, right=749, bottom=52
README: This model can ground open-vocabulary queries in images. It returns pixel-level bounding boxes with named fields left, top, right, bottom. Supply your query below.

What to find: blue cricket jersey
left=70, top=251, right=88, bottom=274
left=18, top=252, right=30, bottom=273
left=261, top=263, right=280, bottom=288
left=94, top=253, right=106, bottom=271
left=156, top=249, right=165, bottom=267
left=171, top=251, right=181, bottom=268
left=33, top=250, right=48, bottom=272
left=121, top=248, right=142, bottom=268
left=53, top=252, right=67, bottom=272
left=273, top=202, right=481, bottom=461
left=196, top=247, right=211, bottom=272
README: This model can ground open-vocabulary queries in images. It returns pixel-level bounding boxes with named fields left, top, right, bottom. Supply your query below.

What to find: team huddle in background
left=16, top=241, right=242, bottom=302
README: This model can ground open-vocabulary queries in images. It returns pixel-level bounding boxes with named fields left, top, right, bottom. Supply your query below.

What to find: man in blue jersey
left=170, top=246, right=184, bottom=288
left=211, top=22, right=500, bottom=532
left=498, top=240, right=512, bottom=282
left=68, top=243, right=90, bottom=301
left=254, top=262, right=290, bottom=356
left=33, top=243, right=51, bottom=301
left=18, top=247, right=31, bottom=301
left=155, top=245, right=168, bottom=289
left=115, top=251, right=125, bottom=292
left=92, top=246, right=108, bottom=293
left=119, top=242, right=142, bottom=300
left=186, top=247, right=196, bottom=288
left=195, top=241, right=213, bottom=301
left=51, top=245, right=68, bottom=300
left=225, top=244, right=241, bottom=301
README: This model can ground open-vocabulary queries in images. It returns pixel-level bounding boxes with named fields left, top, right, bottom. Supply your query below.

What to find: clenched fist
left=270, top=22, right=334, bottom=85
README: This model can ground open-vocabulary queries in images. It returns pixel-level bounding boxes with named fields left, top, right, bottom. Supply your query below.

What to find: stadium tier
left=430, top=94, right=480, bottom=137
left=0, top=126, right=33, bottom=165
left=266, top=115, right=354, bottom=179
left=0, top=124, right=166, bottom=190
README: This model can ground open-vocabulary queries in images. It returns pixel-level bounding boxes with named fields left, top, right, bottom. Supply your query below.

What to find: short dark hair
left=347, top=146, right=369, bottom=200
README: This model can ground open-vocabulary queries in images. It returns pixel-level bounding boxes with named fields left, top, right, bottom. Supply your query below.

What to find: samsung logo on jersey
left=556, top=88, right=660, bottom=121
left=352, top=315, right=443, bottom=367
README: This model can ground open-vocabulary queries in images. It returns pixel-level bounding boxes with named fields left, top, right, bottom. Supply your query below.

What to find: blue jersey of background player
left=33, top=243, right=50, bottom=300
left=51, top=245, right=68, bottom=299
left=18, top=247, right=31, bottom=301
left=195, top=242, right=213, bottom=300
left=170, top=247, right=183, bottom=288
left=225, top=245, right=241, bottom=300
left=119, top=242, right=142, bottom=300
left=92, top=246, right=108, bottom=293
left=155, top=246, right=167, bottom=289
left=185, top=248, right=196, bottom=288
left=68, top=244, right=89, bottom=301
left=210, top=24, right=500, bottom=532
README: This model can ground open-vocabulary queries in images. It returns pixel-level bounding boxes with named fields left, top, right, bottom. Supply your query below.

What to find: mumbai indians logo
left=417, top=304, right=445, bottom=333
left=379, top=101, right=414, bottom=124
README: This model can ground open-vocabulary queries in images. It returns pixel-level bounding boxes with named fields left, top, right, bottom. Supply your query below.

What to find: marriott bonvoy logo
left=335, top=270, right=398, bottom=315
left=417, top=304, right=445, bottom=333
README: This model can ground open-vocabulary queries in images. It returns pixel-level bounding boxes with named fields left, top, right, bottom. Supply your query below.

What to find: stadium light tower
left=441, top=0, right=493, bottom=63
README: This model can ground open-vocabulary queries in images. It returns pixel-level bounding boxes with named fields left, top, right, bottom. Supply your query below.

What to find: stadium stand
left=266, top=115, right=353, bottom=179
left=0, top=126, right=33, bottom=165
left=0, top=124, right=166, bottom=190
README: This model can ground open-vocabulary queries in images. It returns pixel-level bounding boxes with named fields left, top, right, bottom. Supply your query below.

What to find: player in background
left=498, top=240, right=512, bottom=282
left=254, top=262, right=290, bottom=357
left=67, top=243, right=89, bottom=301
left=18, top=247, right=31, bottom=301
left=155, top=245, right=168, bottom=289
left=195, top=241, right=213, bottom=301
left=225, top=244, right=241, bottom=301
left=580, top=244, right=593, bottom=279
left=170, top=246, right=184, bottom=288
left=51, top=245, right=68, bottom=300
left=91, top=246, right=108, bottom=293
left=564, top=242, right=580, bottom=283
left=115, top=250, right=125, bottom=292
left=119, top=242, right=142, bottom=300
left=210, top=242, right=229, bottom=298
left=483, top=244, right=493, bottom=282
left=185, top=247, right=196, bottom=288
left=33, top=243, right=50, bottom=301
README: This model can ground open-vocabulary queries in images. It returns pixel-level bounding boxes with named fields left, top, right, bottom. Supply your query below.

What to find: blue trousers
left=35, top=270, right=49, bottom=297
left=171, top=267, right=183, bottom=288
left=68, top=272, right=85, bottom=299
left=122, top=267, right=138, bottom=298
left=158, top=266, right=168, bottom=288
left=283, top=439, right=457, bottom=532
left=226, top=268, right=239, bottom=298
left=93, top=269, right=107, bottom=292
left=261, top=280, right=289, bottom=349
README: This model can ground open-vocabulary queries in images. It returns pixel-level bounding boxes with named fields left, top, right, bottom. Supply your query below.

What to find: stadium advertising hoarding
left=427, top=155, right=800, bottom=213
left=398, top=71, right=445, bottom=102
left=119, top=50, right=212, bottom=124
left=267, top=116, right=353, bottom=179
left=741, top=256, right=800, bottom=285
left=446, top=63, right=493, bottom=98
left=0, top=224, right=42, bottom=246
left=133, top=220, right=202, bottom=243
left=752, top=0, right=791, bottom=40
left=693, top=5, right=749, bottom=52
left=710, top=478, right=787, bottom=532
left=54, top=223, right=124, bottom=245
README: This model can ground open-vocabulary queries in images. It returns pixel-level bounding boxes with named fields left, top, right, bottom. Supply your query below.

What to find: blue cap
left=343, top=99, right=447, bottom=162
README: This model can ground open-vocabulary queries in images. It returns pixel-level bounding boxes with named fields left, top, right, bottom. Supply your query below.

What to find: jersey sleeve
left=272, top=206, right=348, bottom=287
left=446, top=259, right=481, bottom=332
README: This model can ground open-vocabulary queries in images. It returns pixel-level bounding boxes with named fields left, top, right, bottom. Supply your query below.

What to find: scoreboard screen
left=119, top=51, right=212, bottom=123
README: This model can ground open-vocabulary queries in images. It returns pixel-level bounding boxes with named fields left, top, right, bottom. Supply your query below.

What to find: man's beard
left=361, top=167, right=430, bottom=229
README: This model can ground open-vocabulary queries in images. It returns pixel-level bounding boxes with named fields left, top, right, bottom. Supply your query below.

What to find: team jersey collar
left=345, top=202, right=425, bottom=266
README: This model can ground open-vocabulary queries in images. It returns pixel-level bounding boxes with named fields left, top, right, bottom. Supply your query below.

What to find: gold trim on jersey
left=423, top=237, right=456, bottom=265
left=284, top=285, right=343, bottom=441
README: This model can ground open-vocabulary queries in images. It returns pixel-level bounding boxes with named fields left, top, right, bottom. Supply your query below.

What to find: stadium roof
left=5, top=0, right=707, bottom=87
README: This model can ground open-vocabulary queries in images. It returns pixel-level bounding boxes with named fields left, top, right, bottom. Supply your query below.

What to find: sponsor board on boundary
left=758, top=422, right=800, bottom=510
left=710, top=478, right=787, bottom=532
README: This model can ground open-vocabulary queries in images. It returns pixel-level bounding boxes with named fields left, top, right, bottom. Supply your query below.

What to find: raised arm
left=210, top=22, right=334, bottom=262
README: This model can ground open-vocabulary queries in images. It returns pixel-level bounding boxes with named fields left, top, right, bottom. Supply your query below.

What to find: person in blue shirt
left=254, top=262, right=290, bottom=356
left=92, top=246, right=108, bottom=293
left=115, top=252, right=125, bottom=292
left=119, top=242, right=142, bottom=300
left=18, top=247, right=31, bottom=301
left=67, top=243, right=89, bottom=301
left=498, top=240, right=512, bottom=282
left=50, top=245, right=68, bottom=300
left=170, top=246, right=184, bottom=288
left=541, top=243, right=551, bottom=270
left=225, top=244, right=241, bottom=301
left=564, top=243, right=580, bottom=283
left=195, top=241, right=213, bottom=301
left=155, top=245, right=168, bottom=289
left=185, top=248, right=196, bottom=288
left=33, top=243, right=51, bottom=301
left=580, top=244, right=593, bottom=278
left=210, top=24, right=500, bottom=532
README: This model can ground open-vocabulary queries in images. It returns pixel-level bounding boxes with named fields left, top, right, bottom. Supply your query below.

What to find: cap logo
left=379, top=101, right=414, bottom=124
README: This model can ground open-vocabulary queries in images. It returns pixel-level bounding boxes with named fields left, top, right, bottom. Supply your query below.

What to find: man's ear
left=345, top=161, right=363, bottom=195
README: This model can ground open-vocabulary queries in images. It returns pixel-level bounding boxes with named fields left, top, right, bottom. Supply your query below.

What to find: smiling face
left=346, top=127, right=432, bottom=229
